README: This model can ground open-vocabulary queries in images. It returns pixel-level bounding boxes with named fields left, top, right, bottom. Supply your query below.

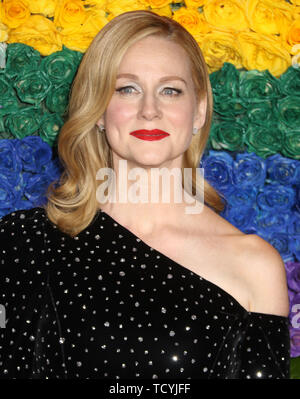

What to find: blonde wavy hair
left=45, top=10, right=226, bottom=237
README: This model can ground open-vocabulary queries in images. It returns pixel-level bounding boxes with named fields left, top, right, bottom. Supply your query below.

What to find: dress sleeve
left=0, top=208, right=50, bottom=378
left=238, top=312, right=290, bottom=379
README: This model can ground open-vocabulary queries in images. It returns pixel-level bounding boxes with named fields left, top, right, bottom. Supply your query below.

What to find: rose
left=220, top=204, right=256, bottom=231
left=5, top=43, right=41, bottom=80
left=23, top=172, right=54, bottom=206
left=266, top=154, right=300, bottom=186
left=266, top=232, right=293, bottom=263
left=150, top=5, right=172, bottom=17
left=0, top=22, right=9, bottom=42
left=0, top=0, right=30, bottom=29
left=0, top=139, right=22, bottom=187
left=173, top=7, right=210, bottom=36
left=28, top=0, right=57, bottom=17
left=200, top=32, right=243, bottom=73
left=0, top=75, right=19, bottom=117
left=5, top=107, right=42, bottom=139
left=237, top=32, right=291, bottom=77
left=105, top=0, right=147, bottom=17
left=139, top=0, right=170, bottom=8
left=14, top=136, right=53, bottom=173
left=41, top=47, right=81, bottom=86
left=290, top=328, right=300, bottom=358
left=209, top=120, right=246, bottom=151
left=232, top=152, right=266, bottom=188
left=201, top=150, right=235, bottom=196
left=45, top=84, right=70, bottom=115
left=184, top=0, right=206, bottom=8
left=256, top=183, right=295, bottom=212
left=239, top=69, right=280, bottom=103
left=290, top=234, right=300, bottom=261
left=253, top=209, right=293, bottom=235
left=245, top=0, right=293, bottom=36
left=14, top=70, right=52, bottom=105
left=278, top=66, right=300, bottom=97
left=54, top=0, right=87, bottom=32
left=226, top=185, right=258, bottom=208
left=288, top=212, right=300, bottom=235
left=276, top=96, right=300, bottom=131
left=42, top=157, right=62, bottom=181
left=281, top=131, right=300, bottom=160
left=287, top=263, right=300, bottom=293
left=7, top=15, right=62, bottom=56
left=0, top=177, right=22, bottom=217
left=203, top=0, right=249, bottom=32
left=39, top=113, right=64, bottom=146
left=244, top=125, right=283, bottom=158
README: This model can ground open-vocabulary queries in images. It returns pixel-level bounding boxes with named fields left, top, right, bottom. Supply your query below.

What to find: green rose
left=14, top=70, right=52, bottom=105
left=39, top=113, right=64, bottom=146
left=209, top=119, right=246, bottom=152
left=282, top=130, right=300, bottom=160
left=5, top=43, right=41, bottom=80
left=45, top=83, right=70, bottom=115
left=5, top=107, right=42, bottom=139
left=41, top=46, right=81, bottom=86
left=276, top=96, right=300, bottom=131
left=210, top=63, right=245, bottom=117
left=244, top=125, right=283, bottom=158
left=244, top=100, right=278, bottom=127
left=239, top=70, right=280, bottom=103
left=278, top=66, right=300, bottom=96
left=0, top=75, right=19, bottom=116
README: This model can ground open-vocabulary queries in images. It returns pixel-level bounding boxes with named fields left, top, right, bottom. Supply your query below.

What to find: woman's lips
left=130, top=129, right=170, bottom=141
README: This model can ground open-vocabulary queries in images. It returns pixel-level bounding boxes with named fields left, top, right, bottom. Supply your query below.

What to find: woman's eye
left=116, top=86, right=137, bottom=95
left=162, top=87, right=182, bottom=96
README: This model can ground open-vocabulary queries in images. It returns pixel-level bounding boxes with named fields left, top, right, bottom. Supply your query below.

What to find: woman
left=0, top=10, right=290, bottom=379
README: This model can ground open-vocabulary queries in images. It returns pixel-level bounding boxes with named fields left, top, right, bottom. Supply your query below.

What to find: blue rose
left=265, top=232, right=294, bottom=263
left=290, top=235, right=300, bottom=263
left=266, top=153, right=300, bottom=185
left=42, top=157, right=62, bottom=181
left=220, top=204, right=256, bottom=231
left=288, top=212, right=300, bottom=235
left=256, top=183, right=296, bottom=211
left=23, top=172, right=53, bottom=206
left=226, top=185, right=258, bottom=208
left=15, top=136, right=52, bottom=173
left=232, top=152, right=266, bottom=188
left=0, top=175, right=22, bottom=216
left=254, top=209, right=293, bottom=234
left=0, top=139, right=22, bottom=187
left=202, top=150, right=235, bottom=196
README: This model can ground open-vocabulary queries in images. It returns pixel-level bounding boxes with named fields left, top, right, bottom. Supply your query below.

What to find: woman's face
left=98, top=35, right=206, bottom=170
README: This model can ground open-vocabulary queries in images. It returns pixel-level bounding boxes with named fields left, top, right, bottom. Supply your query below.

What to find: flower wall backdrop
left=0, top=0, right=300, bottom=377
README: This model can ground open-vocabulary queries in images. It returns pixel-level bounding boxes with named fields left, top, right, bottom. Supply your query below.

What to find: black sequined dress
left=0, top=208, right=290, bottom=379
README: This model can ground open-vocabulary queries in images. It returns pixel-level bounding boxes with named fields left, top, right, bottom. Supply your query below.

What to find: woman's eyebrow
left=116, top=73, right=187, bottom=86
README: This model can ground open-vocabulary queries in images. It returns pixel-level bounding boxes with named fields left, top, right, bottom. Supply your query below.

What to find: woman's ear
left=193, top=96, right=207, bottom=130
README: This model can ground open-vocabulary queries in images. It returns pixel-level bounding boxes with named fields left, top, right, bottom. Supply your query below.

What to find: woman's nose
left=138, top=93, right=162, bottom=121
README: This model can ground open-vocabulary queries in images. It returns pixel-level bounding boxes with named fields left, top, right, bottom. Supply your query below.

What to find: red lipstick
left=130, top=129, right=170, bottom=141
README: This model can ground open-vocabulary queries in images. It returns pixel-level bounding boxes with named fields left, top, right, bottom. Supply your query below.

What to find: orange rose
left=0, top=0, right=30, bottom=29
left=54, top=0, right=87, bottom=32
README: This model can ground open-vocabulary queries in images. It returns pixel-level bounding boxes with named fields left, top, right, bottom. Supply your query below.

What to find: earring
left=98, top=124, right=105, bottom=133
left=192, top=127, right=198, bottom=135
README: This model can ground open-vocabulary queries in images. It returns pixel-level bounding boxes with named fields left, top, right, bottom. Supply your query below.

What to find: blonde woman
left=0, top=10, right=290, bottom=379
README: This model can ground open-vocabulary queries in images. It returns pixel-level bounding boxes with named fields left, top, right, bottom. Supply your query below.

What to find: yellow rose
left=139, top=0, right=170, bottom=8
left=151, top=5, right=172, bottom=17
left=29, top=0, right=57, bottom=17
left=54, top=0, right=87, bottom=32
left=61, top=10, right=109, bottom=52
left=0, top=0, right=30, bottom=29
left=184, top=0, right=206, bottom=8
left=200, top=31, right=242, bottom=72
left=203, top=0, right=249, bottom=32
left=237, top=32, right=291, bottom=77
left=106, top=0, right=147, bottom=17
left=172, top=7, right=210, bottom=36
left=285, top=18, right=300, bottom=48
left=290, top=0, right=300, bottom=5
left=7, top=15, right=62, bottom=56
left=245, top=0, right=293, bottom=36
left=0, top=22, right=9, bottom=42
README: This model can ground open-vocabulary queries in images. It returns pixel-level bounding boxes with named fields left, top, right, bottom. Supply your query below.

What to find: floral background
left=0, top=0, right=300, bottom=377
